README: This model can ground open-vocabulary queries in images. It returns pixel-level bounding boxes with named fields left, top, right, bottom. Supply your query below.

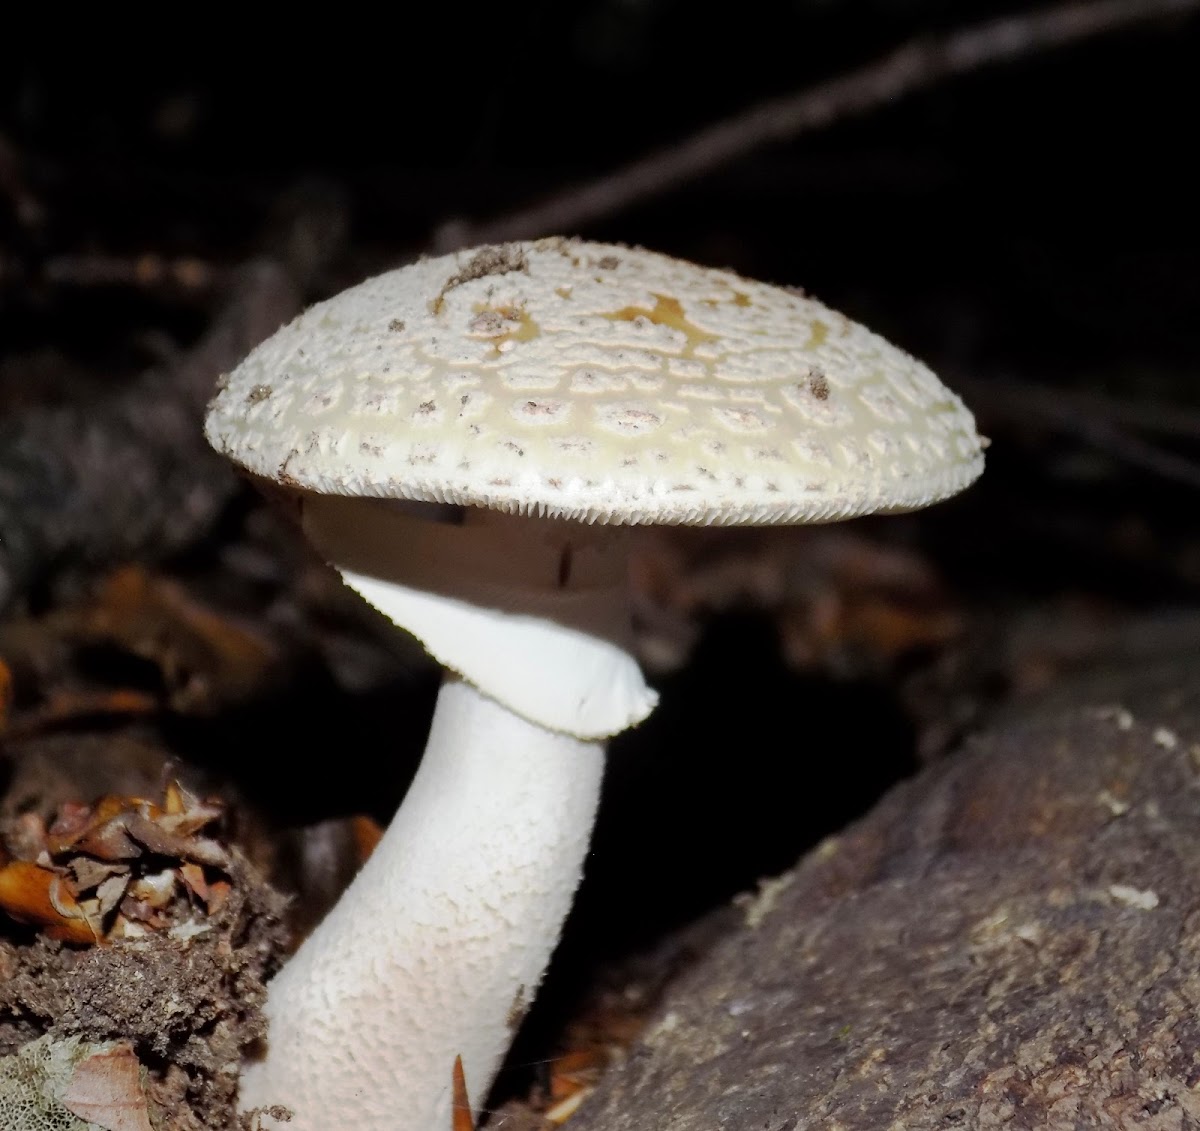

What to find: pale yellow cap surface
left=205, top=238, right=983, bottom=525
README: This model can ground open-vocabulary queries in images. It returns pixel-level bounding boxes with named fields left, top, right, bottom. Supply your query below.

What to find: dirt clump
left=0, top=793, right=289, bottom=1130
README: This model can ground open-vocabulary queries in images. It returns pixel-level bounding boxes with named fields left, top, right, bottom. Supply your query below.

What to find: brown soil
left=0, top=853, right=287, bottom=1130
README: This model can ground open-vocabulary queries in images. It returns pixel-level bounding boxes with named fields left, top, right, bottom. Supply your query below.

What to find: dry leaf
left=4, top=687, right=159, bottom=741
left=68, top=856, right=129, bottom=894
left=61, top=1041, right=155, bottom=1131
left=124, top=811, right=231, bottom=869
left=452, top=1055, right=475, bottom=1131
left=545, top=1087, right=593, bottom=1125
left=1, top=781, right=233, bottom=944
left=95, top=872, right=133, bottom=916
left=163, top=779, right=187, bottom=815
left=548, top=1048, right=603, bottom=1101
left=205, top=877, right=232, bottom=915
left=0, top=859, right=95, bottom=943
left=178, top=860, right=209, bottom=902
left=126, top=868, right=176, bottom=909
left=351, top=814, right=384, bottom=865
left=80, top=564, right=279, bottom=714
left=72, top=817, right=143, bottom=862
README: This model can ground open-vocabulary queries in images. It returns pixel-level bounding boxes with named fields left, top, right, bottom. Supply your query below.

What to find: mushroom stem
left=241, top=675, right=604, bottom=1131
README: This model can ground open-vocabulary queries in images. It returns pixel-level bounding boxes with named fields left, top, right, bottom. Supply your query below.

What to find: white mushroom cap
left=206, top=238, right=983, bottom=524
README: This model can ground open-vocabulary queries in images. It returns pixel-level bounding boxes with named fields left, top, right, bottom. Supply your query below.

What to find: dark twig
left=41, top=253, right=219, bottom=295
left=1065, top=420, right=1200, bottom=492
left=959, top=375, right=1200, bottom=445
left=434, top=0, right=1197, bottom=249
left=961, top=374, right=1200, bottom=491
left=0, top=262, right=301, bottom=615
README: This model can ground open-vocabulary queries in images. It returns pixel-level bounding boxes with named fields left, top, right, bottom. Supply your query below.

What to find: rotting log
left=567, top=660, right=1200, bottom=1130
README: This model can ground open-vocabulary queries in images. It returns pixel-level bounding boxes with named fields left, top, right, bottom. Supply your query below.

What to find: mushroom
left=204, top=238, right=984, bottom=1131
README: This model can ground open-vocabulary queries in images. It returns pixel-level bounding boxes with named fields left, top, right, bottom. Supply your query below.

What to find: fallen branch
left=434, top=0, right=1197, bottom=249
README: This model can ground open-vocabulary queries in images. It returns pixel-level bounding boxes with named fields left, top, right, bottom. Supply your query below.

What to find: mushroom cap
left=206, top=238, right=983, bottom=525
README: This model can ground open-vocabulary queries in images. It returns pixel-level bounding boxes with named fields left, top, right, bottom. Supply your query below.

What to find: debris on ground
left=0, top=1034, right=155, bottom=1131
left=0, top=779, right=288, bottom=1130
left=0, top=782, right=232, bottom=945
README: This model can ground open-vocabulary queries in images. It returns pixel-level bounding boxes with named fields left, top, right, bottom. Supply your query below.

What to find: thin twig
left=42, top=253, right=219, bottom=294
left=1069, top=420, right=1200, bottom=491
left=958, top=375, right=1200, bottom=445
left=435, top=0, right=1197, bottom=249
left=962, top=374, right=1200, bottom=491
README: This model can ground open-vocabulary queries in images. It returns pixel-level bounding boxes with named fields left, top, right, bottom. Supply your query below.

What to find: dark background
left=6, top=2, right=1197, bottom=370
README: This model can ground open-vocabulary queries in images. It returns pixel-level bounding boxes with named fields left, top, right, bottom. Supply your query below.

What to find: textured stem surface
left=240, top=677, right=604, bottom=1131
